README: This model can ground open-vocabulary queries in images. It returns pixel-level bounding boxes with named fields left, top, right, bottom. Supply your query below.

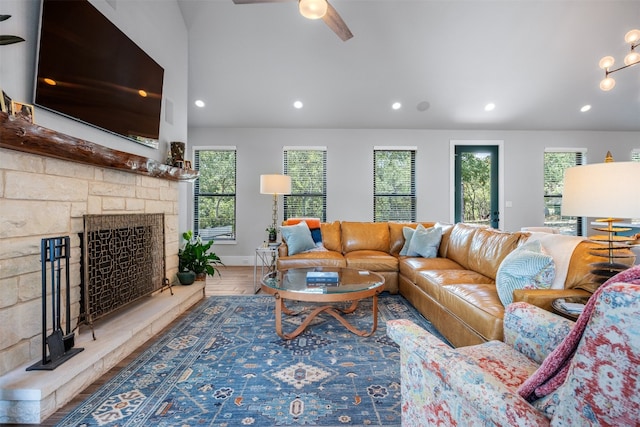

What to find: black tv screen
left=34, top=0, right=164, bottom=147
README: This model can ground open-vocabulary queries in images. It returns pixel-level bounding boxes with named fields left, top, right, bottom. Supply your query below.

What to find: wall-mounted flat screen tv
left=34, top=0, right=164, bottom=148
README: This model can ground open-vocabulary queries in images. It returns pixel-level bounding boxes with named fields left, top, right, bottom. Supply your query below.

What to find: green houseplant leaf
left=178, top=230, right=224, bottom=277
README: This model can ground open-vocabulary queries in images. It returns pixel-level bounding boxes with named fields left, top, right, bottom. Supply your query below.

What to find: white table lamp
left=260, top=174, right=292, bottom=238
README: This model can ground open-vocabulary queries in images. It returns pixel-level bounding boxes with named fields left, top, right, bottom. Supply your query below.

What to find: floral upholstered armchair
left=387, top=280, right=640, bottom=426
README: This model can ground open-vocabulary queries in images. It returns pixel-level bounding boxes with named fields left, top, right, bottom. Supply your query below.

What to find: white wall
left=186, top=127, right=640, bottom=262
left=0, top=0, right=188, bottom=164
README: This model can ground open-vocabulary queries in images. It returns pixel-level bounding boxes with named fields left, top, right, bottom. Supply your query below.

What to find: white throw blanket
left=525, top=232, right=585, bottom=289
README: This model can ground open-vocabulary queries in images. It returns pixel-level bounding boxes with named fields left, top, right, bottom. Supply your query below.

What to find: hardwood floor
left=40, top=266, right=256, bottom=426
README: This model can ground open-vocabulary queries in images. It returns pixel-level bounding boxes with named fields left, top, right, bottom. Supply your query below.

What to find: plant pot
left=195, top=272, right=207, bottom=281
left=177, top=271, right=196, bottom=285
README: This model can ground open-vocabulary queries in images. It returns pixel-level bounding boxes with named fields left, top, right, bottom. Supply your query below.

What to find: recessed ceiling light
left=392, top=102, right=402, bottom=110
left=580, top=105, right=592, bottom=112
left=484, top=103, right=496, bottom=112
left=416, top=101, right=430, bottom=112
left=195, top=100, right=205, bottom=108
left=293, top=100, right=303, bottom=109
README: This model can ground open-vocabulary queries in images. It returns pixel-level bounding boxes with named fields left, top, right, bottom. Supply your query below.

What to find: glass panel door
left=454, top=145, right=499, bottom=228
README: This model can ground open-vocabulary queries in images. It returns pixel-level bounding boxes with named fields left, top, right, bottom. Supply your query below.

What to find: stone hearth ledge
left=0, top=283, right=205, bottom=424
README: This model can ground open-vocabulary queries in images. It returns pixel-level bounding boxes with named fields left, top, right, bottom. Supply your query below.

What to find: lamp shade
left=260, top=174, right=292, bottom=195
left=561, top=162, right=640, bottom=219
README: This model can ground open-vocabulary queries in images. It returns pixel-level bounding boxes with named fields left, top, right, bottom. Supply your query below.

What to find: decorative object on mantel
left=0, top=14, right=25, bottom=45
left=10, top=100, right=34, bottom=123
left=562, top=152, right=640, bottom=284
left=0, top=86, right=11, bottom=113
left=598, top=29, right=640, bottom=91
left=0, top=112, right=198, bottom=181
left=27, top=237, right=84, bottom=371
left=170, top=141, right=185, bottom=168
left=178, top=230, right=224, bottom=282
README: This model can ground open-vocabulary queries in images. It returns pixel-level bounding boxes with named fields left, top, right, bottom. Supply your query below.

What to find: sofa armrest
left=387, top=319, right=548, bottom=426
left=512, top=288, right=591, bottom=311
left=503, top=302, right=574, bottom=364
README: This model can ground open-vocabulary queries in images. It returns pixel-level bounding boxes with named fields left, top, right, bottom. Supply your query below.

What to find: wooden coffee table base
left=273, top=292, right=380, bottom=340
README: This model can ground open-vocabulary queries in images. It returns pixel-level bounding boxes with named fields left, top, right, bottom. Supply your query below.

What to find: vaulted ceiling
left=178, top=0, right=640, bottom=131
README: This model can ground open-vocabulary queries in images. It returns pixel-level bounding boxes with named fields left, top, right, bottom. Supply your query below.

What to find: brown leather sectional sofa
left=277, top=221, right=635, bottom=347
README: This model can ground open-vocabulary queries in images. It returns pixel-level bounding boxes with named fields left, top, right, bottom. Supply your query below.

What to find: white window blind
left=194, top=148, right=237, bottom=241
left=283, top=147, right=327, bottom=221
left=373, top=149, right=416, bottom=222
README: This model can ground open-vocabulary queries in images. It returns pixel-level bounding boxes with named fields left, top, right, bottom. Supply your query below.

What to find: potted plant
left=266, top=225, right=277, bottom=243
left=177, top=230, right=223, bottom=284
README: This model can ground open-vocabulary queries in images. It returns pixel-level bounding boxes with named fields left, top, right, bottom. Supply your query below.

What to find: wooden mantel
left=0, top=112, right=198, bottom=181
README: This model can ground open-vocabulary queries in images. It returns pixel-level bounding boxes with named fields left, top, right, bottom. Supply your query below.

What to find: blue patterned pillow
left=280, top=221, right=316, bottom=255
left=496, top=241, right=555, bottom=306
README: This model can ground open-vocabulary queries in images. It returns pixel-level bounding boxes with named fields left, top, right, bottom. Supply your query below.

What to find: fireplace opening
left=80, top=213, right=169, bottom=336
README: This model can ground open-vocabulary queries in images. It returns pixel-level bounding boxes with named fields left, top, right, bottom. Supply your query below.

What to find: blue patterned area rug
left=56, top=294, right=447, bottom=426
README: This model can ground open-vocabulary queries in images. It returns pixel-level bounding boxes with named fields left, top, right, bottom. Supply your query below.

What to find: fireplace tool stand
left=27, top=236, right=84, bottom=371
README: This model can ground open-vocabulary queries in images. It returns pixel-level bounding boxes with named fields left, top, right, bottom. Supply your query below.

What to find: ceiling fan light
left=624, top=51, right=640, bottom=66
left=600, top=76, right=616, bottom=91
left=624, top=29, right=640, bottom=44
left=598, top=56, right=615, bottom=70
left=299, top=0, right=327, bottom=20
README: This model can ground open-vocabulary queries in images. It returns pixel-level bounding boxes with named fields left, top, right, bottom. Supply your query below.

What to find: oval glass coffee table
left=261, top=267, right=385, bottom=339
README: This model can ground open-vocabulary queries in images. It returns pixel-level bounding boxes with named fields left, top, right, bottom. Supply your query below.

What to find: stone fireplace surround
left=0, top=115, right=203, bottom=424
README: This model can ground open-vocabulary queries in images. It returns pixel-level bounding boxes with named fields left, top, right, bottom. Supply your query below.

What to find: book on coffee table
left=306, top=271, right=339, bottom=286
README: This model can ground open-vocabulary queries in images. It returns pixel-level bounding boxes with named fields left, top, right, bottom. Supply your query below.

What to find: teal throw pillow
left=280, top=221, right=316, bottom=255
left=496, top=241, right=556, bottom=306
left=407, top=225, right=442, bottom=258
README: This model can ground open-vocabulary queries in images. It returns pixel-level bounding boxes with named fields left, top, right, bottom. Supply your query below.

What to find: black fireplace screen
left=82, top=213, right=165, bottom=327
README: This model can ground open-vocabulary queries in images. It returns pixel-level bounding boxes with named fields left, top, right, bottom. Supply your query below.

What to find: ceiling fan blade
left=232, top=0, right=293, bottom=4
left=322, top=1, right=353, bottom=41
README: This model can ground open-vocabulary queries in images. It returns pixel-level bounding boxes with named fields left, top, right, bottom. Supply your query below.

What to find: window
left=373, top=148, right=416, bottom=222
left=543, top=149, right=585, bottom=235
left=632, top=150, right=640, bottom=222
left=193, top=148, right=236, bottom=241
left=283, top=147, right=327, bottom=221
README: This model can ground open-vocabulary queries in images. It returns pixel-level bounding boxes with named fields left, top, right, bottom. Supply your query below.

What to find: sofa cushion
left=446, top=223, right=483, bottom=269
left=341, top=222, right=390, bottom=253
left=433, top=282, right=506, bottom=342
left=399, top=257, right=464, bottom=282
left=436, top=222, right=454, bottom=258
left=468, top=228, right=528, bottom=280
left=496, top=241, right=555, bottom=306
left=407, top=225, right=442, bottom=258
left=277, top=250, right=346, bottom=270
left=321, top=221, right=342, bottom=252
left=344, top=250, right=398, bottom=272
left=280, top=221, right=316, bottom=255
left=456, top=340, right=540, bottom=392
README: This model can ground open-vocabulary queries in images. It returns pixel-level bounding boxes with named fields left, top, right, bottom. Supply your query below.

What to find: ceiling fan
left=232, top=0, right=353, bottom=41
